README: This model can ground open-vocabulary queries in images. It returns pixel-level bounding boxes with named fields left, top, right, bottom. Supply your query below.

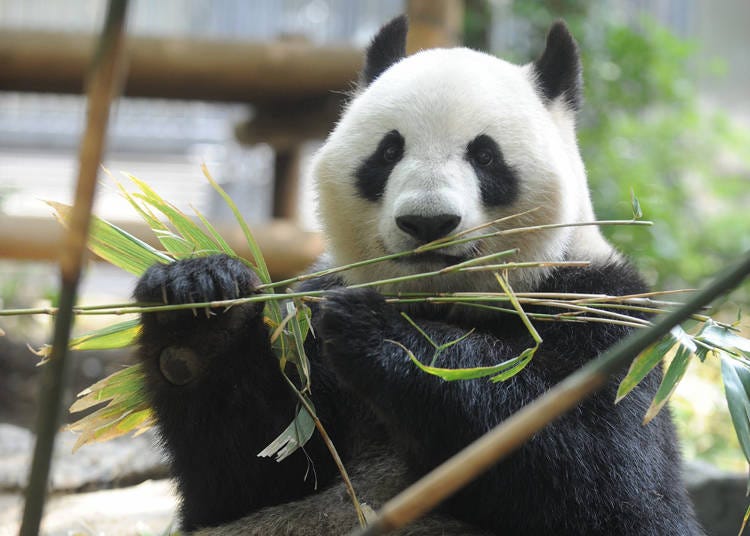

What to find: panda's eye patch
left=466, top=136, right=498, bottom=167
left=382, top=143, right=402, bottom=163
left=465, top=134, right=519, bottom=207
left=379, top=131, right=405, bottom=163
left=356, top=130, right=405, bottom=202
left=473, top=148, right=494, bottom=167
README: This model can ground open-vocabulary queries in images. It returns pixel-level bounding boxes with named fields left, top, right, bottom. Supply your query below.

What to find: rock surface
left=1, top=423, right=748, bottom=535
left=685, top=459, right=748, bottom=536
left=0, top=480, right=177, bottom=536
left=0, top=423, right=167, bottom=492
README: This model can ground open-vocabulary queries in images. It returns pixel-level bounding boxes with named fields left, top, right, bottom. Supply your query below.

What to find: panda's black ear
left=360, top=15, right=408, bottom=87
left=532, top=20, right=583, bottom=111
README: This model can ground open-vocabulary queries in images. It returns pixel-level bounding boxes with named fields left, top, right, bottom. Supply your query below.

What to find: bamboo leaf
left=116, top=180, right=168, bottom=232
left=69, top=364, right=147, bottom=413
left=490, top=347, right=535, bottom=382
left=192, top=204, right=236, bottom=257
left=388, top=339, right=530, bottom=381
left=127, top=175, right=225, bottom=256
left=739, top=502, right=750, bottom=536
left=616, top=331, right=677, bottom=403
left=257, top=405, right=316, bottom=462
left=154, top=229, right=199, bottom=258
left=721, top=354, right=750, bottom=467
left=643, top=343, right=693, bottom=424
left=69, top=405, right=154, bottom=452
left=47, top=201, right=171, bottom=275
left=201, top=164, right=271, bottom=285
left=699, top=320, right=750, bottom=354
left=287, top=300, right=312, bottom=393
left=71, top=319, right=140, bottom=351
left=67, top=364, right=153, bottom=449
left=630, top=188, right=643, bottom=220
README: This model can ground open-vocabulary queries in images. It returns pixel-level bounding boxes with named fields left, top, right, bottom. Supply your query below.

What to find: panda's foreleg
left=316, top=286, right=702, bottom=534
left=134, top=255, right=338, bottom=532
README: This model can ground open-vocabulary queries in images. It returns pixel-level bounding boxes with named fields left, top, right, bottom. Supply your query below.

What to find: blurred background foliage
left=468, top=0, right=750, bottom=471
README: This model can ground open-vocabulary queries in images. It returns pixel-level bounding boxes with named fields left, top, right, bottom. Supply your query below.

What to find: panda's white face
left=312, top=21, right=613, bottom=293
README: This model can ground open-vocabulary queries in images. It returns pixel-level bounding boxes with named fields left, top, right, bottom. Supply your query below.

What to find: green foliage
left=511, top=3, right=750, bottom=303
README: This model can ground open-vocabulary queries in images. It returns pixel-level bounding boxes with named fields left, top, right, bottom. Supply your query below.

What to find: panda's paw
left=318, top=288, right=389, bottom=366
left=134, top=254, right=264, bottom=335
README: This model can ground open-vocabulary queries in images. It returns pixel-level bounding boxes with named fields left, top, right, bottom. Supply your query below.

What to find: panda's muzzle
left=395, top=213, right=461, bottom=243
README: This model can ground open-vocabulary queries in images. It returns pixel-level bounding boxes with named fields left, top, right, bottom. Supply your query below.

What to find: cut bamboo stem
left=19, top=2, right=129, bottom=535
left=349, top=249, right=750, bottom=536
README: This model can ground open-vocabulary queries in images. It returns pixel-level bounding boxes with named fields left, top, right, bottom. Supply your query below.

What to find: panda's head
left=312, top=16, right=614, bottom=293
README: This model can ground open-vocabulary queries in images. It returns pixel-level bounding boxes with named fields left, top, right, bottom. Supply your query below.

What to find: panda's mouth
left=393, top=251, right=471, bottom=267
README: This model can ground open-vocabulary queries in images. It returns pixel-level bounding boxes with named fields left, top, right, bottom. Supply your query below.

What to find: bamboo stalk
left=19, top=2, right=129, bottom=535
left=349, top=250, right=750, bottom=536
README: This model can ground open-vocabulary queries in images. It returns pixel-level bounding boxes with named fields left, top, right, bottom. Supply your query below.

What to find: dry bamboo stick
left=19, top=2, right=129, bottom=534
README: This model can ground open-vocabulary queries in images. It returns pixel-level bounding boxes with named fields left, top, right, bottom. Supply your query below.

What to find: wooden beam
left=0, top=215, right=323, bottom=280
left=234, top=96, right=343, bottom=150
left=0, top=30, right=363, bottom=102
left=406, top=0, right=464, bottom=53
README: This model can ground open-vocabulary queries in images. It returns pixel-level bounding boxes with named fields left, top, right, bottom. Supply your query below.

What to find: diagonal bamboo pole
left=350, top=249, right=750, bottom=535
left=19, top=2, right=129, bottom=534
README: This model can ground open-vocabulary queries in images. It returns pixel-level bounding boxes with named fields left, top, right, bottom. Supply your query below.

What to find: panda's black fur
left=135, top=16, right=703, bottom=536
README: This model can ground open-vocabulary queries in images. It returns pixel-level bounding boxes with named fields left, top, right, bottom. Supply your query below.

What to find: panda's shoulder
left=540, top=255, right=648, bottom=296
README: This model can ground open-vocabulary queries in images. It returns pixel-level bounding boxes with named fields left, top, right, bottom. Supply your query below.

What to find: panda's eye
left=474, top=148, right=494, bottom=167
left=382, top=143, right=401, bottom=163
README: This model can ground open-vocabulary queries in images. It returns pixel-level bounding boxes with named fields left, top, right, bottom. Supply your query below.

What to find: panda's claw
left=135, top=254, right=264, bottom=331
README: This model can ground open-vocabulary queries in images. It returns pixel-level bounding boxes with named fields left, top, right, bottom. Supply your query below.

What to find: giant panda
left=134, top=16, right=704, bottom=535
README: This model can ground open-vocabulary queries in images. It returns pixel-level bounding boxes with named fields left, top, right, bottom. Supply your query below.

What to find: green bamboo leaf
left=48, top=201, right=172, bottom=275
left=69, top=405, right=154, bottom=452
left=630, top=188, right=643, bottom=220
left=257, top=405, right=316, bottom=462
left=116, top=180, right=168, bottom=232
left=287, top=300, right=312, bottom=393
left=201, top=164, right=271, bottom=285
left=67, top=364, right=153, bottom=450
left=643, top=343, right=694, bottom=424
left=128, top=175, right=224, bottom=256
left=154, top=229, right=199, bottom=258
left=33, top=320, right=139, bottom=363
left=699, top=320, right=750, bottom=354
left=739, top=503, right=750, bottom=536
left=490, top=347, right=535, bottom=382
left=192, top=204, right=236, bottom=257
left=616, top=331, right=677, bottom=403
left=69, top=364, right=147, bottom=413
left=721, top=353, right=750, bottom=467
left=388, top=339, right=530, bottom=381
left=720, top=352, right=750, bottom=497
left=721, top=353, right=750, bottom=498
left=71, top=319, right=140, bottom=351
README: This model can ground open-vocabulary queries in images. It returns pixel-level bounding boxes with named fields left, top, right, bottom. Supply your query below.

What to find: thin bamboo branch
left=280, top=374, right=366, bottom=528
left=19, top=2, right=129, bottom=535
left=349, top=250, right=750, bottom=536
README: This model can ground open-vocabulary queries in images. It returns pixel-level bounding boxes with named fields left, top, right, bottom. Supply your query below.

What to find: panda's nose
left=396, top=214, right=461, bottom=243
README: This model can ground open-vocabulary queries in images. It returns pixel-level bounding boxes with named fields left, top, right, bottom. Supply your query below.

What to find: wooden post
left=273, top=148, right=301, bottom=220
left=406, top=0, right=464, bottom=53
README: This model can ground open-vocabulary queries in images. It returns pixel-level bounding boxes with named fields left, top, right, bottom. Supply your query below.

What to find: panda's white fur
left=314, top=46, right=613, bottom=294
